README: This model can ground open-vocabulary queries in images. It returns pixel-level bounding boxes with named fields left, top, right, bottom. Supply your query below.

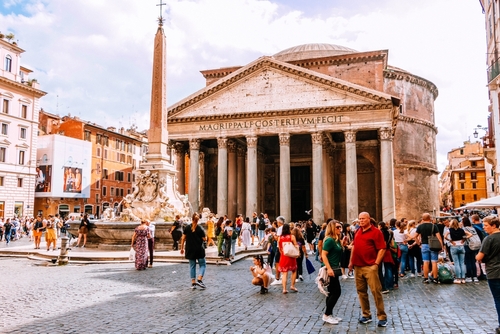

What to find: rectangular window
left=95, top=194, right=99, bottom=203
left=17, top=178, right=23, bottom=187
left=127, top=155, right=132, bottom=164
left=474, top=194, right=478, bottom=201
left=127, top=189, right=130, bottom=195
left=18, top=151, right=25, bottom=165
left=4, top=56, right=12, bottom=72
left=460, top=183, right=465, bottom=189
left=21, top=105, right=27, bottom=119
left=96, top=180, right=100, bottom=189
left=111, top=187, right=115, bottom=196
left=471, top=172, right=477, bottom=180
left=0, top=147, right=5, bottom=162
left=14, top=201, right=23, bottom=217
left=459, top=172, right=465, bottom=180
left=471, top=161, right=477, bottom=167
left=472, top=183, right=477, bottom=189
left=493, top=184, right=495, bottom=192
left=103, top=169, right=108, bottom=179
left=461, top=194, right=465, bottom=201
left=127, top=173, right=131, bottom=182
left=2, top=100, right=9, bottom=114
left=0, top=176, right=3, bottom=186
left=96, top=147, right=101, bottom=157
left=102, top=186, right=107, bottom=196
left=84, top=130, right=91, bottom=141
left=115, top=171, right=124, bottom=181
left=104, top=149, right=108, bottom=159
left=1, top=123, right=8, bottom=135
left=0, top=201, right=4, bottom=217
left=120, top=188, right=124, bottom=197
left=104, top=136, right=109, bottom=146
left=96, top=134, right=102, bottom=145
left=20, top=127, right=27, bottom=139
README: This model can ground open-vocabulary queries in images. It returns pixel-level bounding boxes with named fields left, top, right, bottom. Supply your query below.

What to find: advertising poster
left=63, top=167, right=82, bottom=193
left=35, top=165, right=52, bottom=193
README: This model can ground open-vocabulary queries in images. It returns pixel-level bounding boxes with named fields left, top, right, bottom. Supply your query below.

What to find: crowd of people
left=173, top=210, right=500, bottom=332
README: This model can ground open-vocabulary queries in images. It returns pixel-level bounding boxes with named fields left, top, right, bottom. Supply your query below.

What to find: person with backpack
left=258, top=213, right=266, bottom=245
left=170, top=215, right=183, bottom=251
left=463, top=217, right=482, bottom=282
left=215, top=217, right=225, bottom=257
left=444, top=219, right=472, bottom=284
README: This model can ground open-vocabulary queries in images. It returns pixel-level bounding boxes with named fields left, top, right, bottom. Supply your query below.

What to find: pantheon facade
left=167, top=44, right=439, bottom=224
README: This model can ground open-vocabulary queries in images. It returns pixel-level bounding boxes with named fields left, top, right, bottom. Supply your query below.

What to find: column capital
left=217, top=137, right=228, bottom=148
left=246, top=136, right=258, bottom=148
left=344, top=130, right=357, bottom=143
left=174, top=142, right=185, bottom=154
left=378, top=127, right=393, bottom=141
left=311, top=132, right=323, bottom=145
left=199, top=151, right=205, bottom=163
left=189, top=138, right=201, bottom=150
left=237, top=145, right=246, bottom=157
left=279, top=133, right=290, bottom=146
left=227, top=139, right=237, bottom=153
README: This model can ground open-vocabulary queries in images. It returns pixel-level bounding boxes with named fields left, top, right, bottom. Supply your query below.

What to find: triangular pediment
left=168, top=56, right=397, bottom=119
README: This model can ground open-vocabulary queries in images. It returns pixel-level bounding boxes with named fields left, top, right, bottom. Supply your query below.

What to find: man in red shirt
left=348, top=212, right=388, bottom=327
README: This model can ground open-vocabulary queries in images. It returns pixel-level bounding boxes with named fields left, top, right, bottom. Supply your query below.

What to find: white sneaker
left=295, top=279, right=299, bottom=283
left=270, top=279, right=282, bottom=286
left=465, top=277, right=473, bottom=283
left=322, top=314, right=339, bottom=325
left=341, top=275, right=348, bottom=280
left=453, top=279, right=461, bottom=284
left=473, top=277, right=479, bottom=283
left=409, top=273, right=415, bottom=278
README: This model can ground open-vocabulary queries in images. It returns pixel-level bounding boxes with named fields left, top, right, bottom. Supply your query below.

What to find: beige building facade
left=168, top=44, right=440, bottom=223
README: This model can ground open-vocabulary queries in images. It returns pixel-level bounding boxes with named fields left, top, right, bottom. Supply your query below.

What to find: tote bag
left=428, top=224, right=442, bottom=252
left=283, top=241, right=300, bottom=258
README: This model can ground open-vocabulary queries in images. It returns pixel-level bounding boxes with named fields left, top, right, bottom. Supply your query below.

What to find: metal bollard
left=58, top=236, right=69, bottom=265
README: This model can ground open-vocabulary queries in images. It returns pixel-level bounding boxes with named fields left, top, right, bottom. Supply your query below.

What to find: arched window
left=4, top=55, right=12, bottom=72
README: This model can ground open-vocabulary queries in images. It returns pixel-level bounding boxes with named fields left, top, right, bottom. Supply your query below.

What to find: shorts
left=421, top=244, right=438, bottom=262
left=79, top=226, right=88, bottom=234
left=274, top=248, right=281, bottom=265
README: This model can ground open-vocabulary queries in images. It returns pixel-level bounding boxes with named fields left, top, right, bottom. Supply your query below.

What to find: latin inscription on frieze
left=199, top=115, right=344, bottom=131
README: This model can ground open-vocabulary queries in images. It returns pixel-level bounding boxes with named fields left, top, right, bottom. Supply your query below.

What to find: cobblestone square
left=0, top=256, right=497, bottom=334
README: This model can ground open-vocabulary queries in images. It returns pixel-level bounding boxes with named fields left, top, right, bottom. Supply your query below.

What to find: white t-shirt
left=393, top=229, right=407, bottom=243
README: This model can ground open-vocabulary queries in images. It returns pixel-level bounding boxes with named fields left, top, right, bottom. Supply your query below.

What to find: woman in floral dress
left=131, top=220, right=150, bottom=270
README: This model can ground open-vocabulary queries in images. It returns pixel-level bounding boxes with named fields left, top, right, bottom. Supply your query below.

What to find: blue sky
left=0, top=0, right=490, bottom=172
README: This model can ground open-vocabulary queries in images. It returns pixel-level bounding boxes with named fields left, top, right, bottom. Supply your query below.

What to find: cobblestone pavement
left=1, top=255, right=498, bottom=334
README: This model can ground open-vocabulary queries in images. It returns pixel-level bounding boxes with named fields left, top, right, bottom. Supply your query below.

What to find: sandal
left=290, top=287, right=298, bottom=292
left=282, top=290, right=288, bottom=294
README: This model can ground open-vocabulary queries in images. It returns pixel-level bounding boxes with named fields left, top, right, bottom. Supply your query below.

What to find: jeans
left=450, top=245, right=466, bottom=279
left=258, top=229, right=265, bottom=241
left=231, top=239, right=237, bottom=257
left=4, top=231, right=11, bottom=244
left=464, top=245, right=478, bottom=278
left=189, top=258, right=206, bottom=280
left=399, top=244, right=409, bottom=275
left=325, top=275, right=341, bottom=316
left=408, top=245, right=423, bottom=274
left=383, top=262, right=393, bottom=290
left=224, top=239, right=231, bottom=259
left=488, top=278, right=500, bottom=327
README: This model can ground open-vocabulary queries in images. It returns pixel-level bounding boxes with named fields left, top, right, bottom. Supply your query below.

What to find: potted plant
left=6, top=33, right=14, bottom=42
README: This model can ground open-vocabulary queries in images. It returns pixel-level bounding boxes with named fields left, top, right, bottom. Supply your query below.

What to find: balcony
left=488, top=58, right=500, bottom=83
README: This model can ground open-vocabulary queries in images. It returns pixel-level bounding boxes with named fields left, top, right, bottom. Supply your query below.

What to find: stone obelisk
left=138, top=17, right=188, bottom=218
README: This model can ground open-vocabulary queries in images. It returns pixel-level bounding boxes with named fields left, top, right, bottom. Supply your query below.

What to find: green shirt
left=323, top=237, right=342, bottom=268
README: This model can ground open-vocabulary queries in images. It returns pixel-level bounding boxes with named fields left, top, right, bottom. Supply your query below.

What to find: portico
left=166, top=56, right=399, bottom=224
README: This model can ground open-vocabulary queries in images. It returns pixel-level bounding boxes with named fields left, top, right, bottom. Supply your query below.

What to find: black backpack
left=258, top=219, right=266, bottom=230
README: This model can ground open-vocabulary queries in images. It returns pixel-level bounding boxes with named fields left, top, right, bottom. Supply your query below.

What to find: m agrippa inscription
left=199, top=115, right=344, bottom=131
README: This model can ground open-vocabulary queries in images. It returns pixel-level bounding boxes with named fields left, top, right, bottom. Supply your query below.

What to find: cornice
left=201, top=66, right=242, bottom=79
left=169, top=103, right=393, bottom=124
left=384, top=69, right=438, bottom=99
left=0, top=76, right=46, bottom=98
left=397, top=115, right=438, bottom=134
left=289, top=52, right=387, bottom=68
left=169, top=57, right=395, bottom=118
left=395, top=163, right=439, bottom=175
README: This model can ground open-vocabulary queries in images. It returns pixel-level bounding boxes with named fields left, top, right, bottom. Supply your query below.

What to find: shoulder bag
left=283, top=241, right=300, bottom=258
left=428, top=224, right=442, bottom=252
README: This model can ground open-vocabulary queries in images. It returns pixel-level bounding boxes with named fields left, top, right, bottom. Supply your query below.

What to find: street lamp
left=473, top=125, right=488, bottom=138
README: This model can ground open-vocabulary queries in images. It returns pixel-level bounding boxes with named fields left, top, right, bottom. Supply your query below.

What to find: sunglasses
left=335, top=226, right=342, bottom=229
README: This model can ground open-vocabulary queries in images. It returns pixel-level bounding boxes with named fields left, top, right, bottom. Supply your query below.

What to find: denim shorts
left=421, top=244, right=438, bottom=262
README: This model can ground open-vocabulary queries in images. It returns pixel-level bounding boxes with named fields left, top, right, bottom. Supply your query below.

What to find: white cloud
left=0, top=0, right=490, bottom=173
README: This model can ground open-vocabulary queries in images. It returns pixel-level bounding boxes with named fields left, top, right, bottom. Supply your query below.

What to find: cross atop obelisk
left=156, top=0, right=166, bottom=26
left=143, top=1, right=170, bottom=167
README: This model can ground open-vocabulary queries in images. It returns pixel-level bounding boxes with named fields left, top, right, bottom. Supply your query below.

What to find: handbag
left=306, top=258, right=316, bottom=275
left=129, top=247, right=136, bottom=261
left=332, top=267, right=342, bottom=277
left=428, top=224, right=442, bottom=252
left=283, top=241, right=300, bottom=258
